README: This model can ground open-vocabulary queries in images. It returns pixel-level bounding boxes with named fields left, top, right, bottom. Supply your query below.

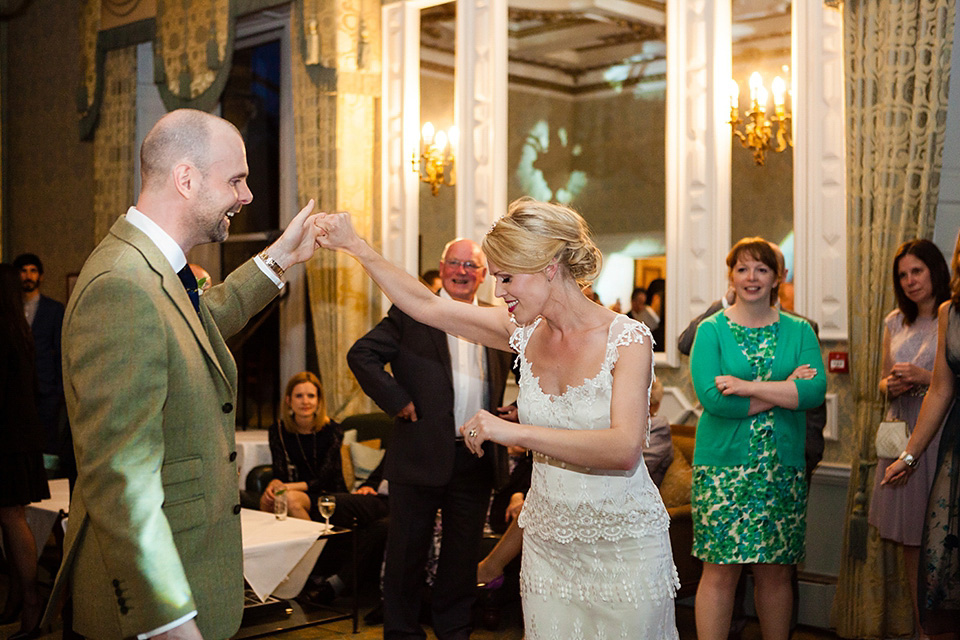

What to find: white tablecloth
left=22, top=478, right=327, bottom=604
left=235, top=429, right=271, bottom=490
left=25, top=477, right=71, bottom=559
left=241, top=508, right=329, bottom=602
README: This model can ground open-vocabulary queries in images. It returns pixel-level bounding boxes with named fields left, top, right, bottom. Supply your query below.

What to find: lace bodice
left=514, top=314, right=671, bottom=544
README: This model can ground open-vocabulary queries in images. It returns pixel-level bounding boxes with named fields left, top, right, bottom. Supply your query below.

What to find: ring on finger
left=469, top=428, right=478, bottom=438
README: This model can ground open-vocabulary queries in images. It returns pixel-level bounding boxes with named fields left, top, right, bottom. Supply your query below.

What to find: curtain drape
left=292, top=0, right=380, bottom=419
left=92, top=45, right=137, bottom=245
left=153, top=0, right=235, bottom=112
left=832, top=1, right=955, bottom=637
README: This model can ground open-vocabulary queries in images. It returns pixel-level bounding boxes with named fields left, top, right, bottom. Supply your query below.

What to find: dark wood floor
left=1, top=582, right=840, bottom=640
left=0, top=544, right=840, bottom=640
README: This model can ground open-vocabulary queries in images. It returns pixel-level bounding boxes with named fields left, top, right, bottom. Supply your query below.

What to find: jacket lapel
left=110, top=218, right=231, bottom=386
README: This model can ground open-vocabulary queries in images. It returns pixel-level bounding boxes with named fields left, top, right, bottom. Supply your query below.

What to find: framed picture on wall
left=634, top=256, right=666, bottom=288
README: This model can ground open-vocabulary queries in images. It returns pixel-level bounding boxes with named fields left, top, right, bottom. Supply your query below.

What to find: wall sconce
left=412, top=122, right=457, bottom=196
left=729, top=72, right=793, bottom=166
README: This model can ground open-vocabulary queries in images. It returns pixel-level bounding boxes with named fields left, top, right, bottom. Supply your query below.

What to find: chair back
left=245, top=463, right=275, bottom=495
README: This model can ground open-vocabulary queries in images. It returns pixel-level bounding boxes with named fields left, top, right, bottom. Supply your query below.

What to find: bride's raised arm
left=317, top=211, right=514, bottom=351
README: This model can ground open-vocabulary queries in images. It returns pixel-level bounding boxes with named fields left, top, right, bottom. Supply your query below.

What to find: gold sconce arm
left=729, top=73, right=793, bottom=166
left=412, top=122, right=457, bottom=196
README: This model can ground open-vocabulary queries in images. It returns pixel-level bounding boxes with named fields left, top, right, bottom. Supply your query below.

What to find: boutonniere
left=195, top=277, right=208, bottom=294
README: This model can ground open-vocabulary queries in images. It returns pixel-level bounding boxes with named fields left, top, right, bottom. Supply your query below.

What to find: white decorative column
left=456, top=0, right=507, bottom=242
left=665, top=0, right=731, bottom=365
left=381, top=1, right=423, bottom=275
left=793, top=2, right=848, bottom=340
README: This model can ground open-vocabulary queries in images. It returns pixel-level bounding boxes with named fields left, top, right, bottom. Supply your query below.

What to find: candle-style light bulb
left=435, top=129, right=448, bottom=153
left=749, top=72, right=762, bottom=106
left=756, top=85, right=768, bottom=113
left=729, top=79, right=740, bottom=112
left=772, top=76, right=786, bottom=109
left=421, top=122, right=435, bottom=146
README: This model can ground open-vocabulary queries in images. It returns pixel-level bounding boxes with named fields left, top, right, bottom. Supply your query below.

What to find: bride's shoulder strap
left=508, top=316, right=542, bottom=354
left=612, top=314, right=653, bottom=349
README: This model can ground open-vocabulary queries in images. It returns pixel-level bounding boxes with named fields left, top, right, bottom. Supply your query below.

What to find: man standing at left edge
left=43, top=109, right=323, bottom=640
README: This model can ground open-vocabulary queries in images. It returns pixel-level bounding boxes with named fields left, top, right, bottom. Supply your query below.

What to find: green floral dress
left=691, top=320, right=808, bottom=564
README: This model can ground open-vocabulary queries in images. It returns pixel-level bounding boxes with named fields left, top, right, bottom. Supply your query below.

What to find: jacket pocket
left=162, top=456, right=205, bottom=532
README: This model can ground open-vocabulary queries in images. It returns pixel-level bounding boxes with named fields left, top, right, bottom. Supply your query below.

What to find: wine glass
left=318, top=494, right=336, bottom=531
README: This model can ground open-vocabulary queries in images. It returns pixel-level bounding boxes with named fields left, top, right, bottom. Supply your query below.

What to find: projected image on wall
left=517, top=121, right=586, bottom=204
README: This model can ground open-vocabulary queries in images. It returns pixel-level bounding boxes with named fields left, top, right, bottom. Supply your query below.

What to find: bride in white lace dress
left=318, top=197, right=679, bottom=638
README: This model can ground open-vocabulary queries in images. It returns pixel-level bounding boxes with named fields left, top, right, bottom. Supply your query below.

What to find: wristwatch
left=898, top=450, right=920, bottom=469
left=258, top=251, right=285, bottom=279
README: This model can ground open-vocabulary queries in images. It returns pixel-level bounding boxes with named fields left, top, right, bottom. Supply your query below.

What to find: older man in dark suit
left=45, top=109, right=324, bottom=640
left=348, top=238, right=512, bottom=640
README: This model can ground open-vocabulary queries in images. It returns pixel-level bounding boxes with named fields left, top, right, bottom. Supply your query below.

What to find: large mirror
left=504, top=3, right=668, bottom=348
left=418, top=2, right=457, bottom=275
left=731, top=0, right=795, bottom=309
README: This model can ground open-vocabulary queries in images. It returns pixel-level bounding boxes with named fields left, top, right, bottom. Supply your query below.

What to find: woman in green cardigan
left=689, top=238, right=826, bottom=640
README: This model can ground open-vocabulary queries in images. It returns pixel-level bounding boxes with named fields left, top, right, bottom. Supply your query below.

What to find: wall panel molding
left=793, top=2, right=848, bottom=340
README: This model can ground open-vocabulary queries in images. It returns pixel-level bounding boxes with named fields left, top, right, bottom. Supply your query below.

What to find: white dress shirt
left=440, top=289, right=487, bottom=435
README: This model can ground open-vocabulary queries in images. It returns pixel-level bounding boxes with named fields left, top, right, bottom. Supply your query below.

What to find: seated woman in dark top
left=260, top=371, right=346, bottom=520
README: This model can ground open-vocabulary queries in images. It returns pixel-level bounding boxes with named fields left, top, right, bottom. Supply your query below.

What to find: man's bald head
left=140, top=109, right=240, bottom=192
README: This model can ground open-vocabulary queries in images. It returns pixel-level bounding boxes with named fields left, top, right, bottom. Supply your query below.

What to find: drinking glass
left=318, top=494, right=336, bottom=530
left=274, top=488, right=287, bottom=520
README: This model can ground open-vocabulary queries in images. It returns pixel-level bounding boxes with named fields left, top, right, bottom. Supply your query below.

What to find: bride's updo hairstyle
left=482, top=197, right=602, bottom=286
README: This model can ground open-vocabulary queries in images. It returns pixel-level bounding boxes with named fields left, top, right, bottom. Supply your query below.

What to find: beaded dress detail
left=513, top=314, right=679, bottom=639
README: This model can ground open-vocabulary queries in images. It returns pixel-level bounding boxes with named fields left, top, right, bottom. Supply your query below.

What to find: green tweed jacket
left=45, top=216, right=279, bottom=639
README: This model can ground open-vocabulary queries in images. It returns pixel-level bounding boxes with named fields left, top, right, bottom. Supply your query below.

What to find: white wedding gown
left=513, top=315, right=680, bottom=639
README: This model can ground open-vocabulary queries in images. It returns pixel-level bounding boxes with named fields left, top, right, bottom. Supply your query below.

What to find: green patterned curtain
left=93, top=46, right=138, bottom=244
left=153, top=0, right=235, bottom=112
left=78, top=0, right=101, bottom=130
left=292, top=0, right=381, bottom=419
left=832, top=1, right=955, bottom=637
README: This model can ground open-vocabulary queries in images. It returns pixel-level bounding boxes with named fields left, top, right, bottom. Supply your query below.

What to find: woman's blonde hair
left=281, top=371, right=329, bottom=433
left=482, top=197, right=601, bottom=285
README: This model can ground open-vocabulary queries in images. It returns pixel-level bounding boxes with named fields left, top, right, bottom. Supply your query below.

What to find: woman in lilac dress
left=870, top=239, right=950, bottom=633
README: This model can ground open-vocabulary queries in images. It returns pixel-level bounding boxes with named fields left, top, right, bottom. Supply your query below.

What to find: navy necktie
left=177, top=265, right=201, bottom=316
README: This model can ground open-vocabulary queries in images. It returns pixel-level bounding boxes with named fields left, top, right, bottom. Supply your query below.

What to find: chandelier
left=411, top=122, right=457, bottom=196
left=729, top=72, right=793, bottom=166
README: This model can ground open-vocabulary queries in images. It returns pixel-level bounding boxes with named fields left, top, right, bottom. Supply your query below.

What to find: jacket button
left=112, top=579, right=120, bottom=587
left=229, top=451, right=237, bottom=462
left=118, top=597, right=126, bottom=606
left=115, top=588, right=122, bottom=596
left=120, top=606, right=129, bottom=615
left=233, top=504, right=242, bottom=514
left=222, top=403, right=233, bottom=413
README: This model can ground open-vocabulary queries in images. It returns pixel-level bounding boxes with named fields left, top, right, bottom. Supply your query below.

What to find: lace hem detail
left=520, top=563, right=680, bottom=607
left=519, top=529, right=680, bottom=606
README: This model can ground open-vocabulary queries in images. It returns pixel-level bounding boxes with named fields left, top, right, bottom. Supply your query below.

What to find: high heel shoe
left=477, top=574, right=504, bottom=590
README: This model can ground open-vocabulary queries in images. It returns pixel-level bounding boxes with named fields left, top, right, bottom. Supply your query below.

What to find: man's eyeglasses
left=443, top=259, right=483, bottom=272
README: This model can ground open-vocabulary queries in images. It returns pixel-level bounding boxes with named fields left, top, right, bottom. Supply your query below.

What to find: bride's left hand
left=461, top=410, right=512, bottom=457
